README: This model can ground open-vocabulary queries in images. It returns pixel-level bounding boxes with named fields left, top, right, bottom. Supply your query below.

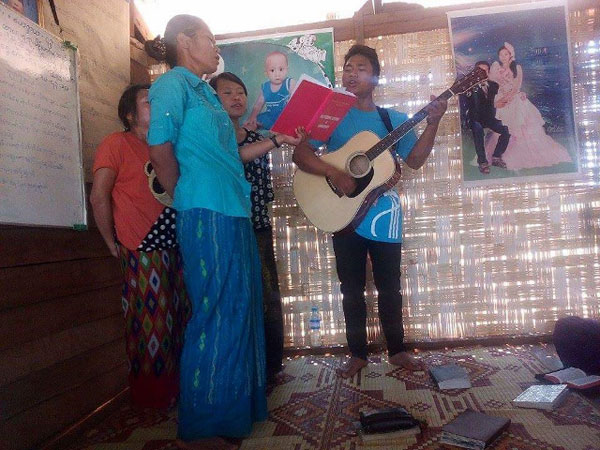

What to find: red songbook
left=270, top=74, right=356, bottom=141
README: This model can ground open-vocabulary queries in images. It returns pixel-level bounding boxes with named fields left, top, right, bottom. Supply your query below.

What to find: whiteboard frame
left=0, top=4, right=87, bottom=229
left=72, top=47, right=87, bottom=229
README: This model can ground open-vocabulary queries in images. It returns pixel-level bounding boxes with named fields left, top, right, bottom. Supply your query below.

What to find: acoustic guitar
left=292, top=67, right=487, bottom=233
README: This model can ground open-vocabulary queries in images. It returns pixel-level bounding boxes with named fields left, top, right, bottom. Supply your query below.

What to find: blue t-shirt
left=313, top=107, right=417, bottom=243
left=147, top=66, right=251, bottom=217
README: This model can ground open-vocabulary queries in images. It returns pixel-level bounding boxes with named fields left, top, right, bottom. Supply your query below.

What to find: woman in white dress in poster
left=485, top=42, right=572, bottom=170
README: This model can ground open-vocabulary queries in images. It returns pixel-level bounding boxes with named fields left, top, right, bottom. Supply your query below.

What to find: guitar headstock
left=450, top=66, right=488, bottom=95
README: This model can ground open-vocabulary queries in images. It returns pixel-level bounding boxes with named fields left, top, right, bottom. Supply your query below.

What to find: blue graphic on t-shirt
left=312, top=107, right=417, bottom=243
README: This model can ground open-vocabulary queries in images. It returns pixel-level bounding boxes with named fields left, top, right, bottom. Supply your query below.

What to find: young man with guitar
left=292, top=44, right=447, bottom=378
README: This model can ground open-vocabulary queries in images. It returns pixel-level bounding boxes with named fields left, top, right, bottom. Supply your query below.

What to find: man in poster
left=465, top=61, right=510, bottom=174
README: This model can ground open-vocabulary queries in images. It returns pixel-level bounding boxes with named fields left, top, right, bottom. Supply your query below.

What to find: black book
left=439, top=409, right=510, bottom=449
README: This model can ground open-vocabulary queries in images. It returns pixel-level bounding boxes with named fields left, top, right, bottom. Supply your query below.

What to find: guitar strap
left=376, top=106, right=399, bottom=163
left=376, top=106, right=394, bottom=133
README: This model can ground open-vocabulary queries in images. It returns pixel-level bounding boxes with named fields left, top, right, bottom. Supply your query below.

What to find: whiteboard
left=0, top=4, right=86, bottom=228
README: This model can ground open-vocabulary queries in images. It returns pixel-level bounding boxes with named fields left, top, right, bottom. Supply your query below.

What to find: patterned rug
left=67, top=345, right=600, bottom=450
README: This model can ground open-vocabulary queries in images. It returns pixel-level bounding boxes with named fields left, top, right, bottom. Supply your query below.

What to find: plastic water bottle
left=309, top=306, right=322, bottom=347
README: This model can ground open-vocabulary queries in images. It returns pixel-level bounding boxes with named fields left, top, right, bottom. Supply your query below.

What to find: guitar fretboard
left=365, top=88, right=454, bottom=161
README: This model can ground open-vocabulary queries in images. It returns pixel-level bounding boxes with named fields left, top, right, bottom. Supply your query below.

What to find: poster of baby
left=215, top=28, right=335, bottom=132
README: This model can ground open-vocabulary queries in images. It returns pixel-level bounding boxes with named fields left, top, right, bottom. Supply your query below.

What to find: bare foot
left=176, top=437, right=239, bottom=450
left=336, top=357, right=368, bottom=378
left=389, top=351, right=424, bottom=371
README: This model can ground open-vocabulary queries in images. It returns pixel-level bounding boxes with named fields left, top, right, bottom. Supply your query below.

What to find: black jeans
left=255, top=227, right=284, bottom=381
left=332, top=231, right=405, bottom=360
left=471, top=118, right=510, bottom=164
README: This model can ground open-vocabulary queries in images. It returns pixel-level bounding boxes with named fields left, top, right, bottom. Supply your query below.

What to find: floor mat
left=67, top=344, right=600, bottom=450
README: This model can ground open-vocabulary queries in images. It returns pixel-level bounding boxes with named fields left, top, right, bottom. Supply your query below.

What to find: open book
left=543, top=367, right=600, bottom=390
left=270, top=74, right=356, bottom=141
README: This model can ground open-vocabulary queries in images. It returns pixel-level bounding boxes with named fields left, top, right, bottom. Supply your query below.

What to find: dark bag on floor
left=360, top=407, right=420, bottom=433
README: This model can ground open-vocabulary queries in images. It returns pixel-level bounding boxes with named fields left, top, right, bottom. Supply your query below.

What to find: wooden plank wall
left=129, top=0, right=157, bottom=85
left=0, top=219, right=126, bottom=450
left=0, top=2, right=155, bottom=448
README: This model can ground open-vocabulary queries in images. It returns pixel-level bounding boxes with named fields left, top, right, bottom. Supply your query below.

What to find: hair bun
left=145, top=35, right=167, bottom=61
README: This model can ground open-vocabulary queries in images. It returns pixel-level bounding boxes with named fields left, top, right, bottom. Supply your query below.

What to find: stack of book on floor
left=356, top=407, right=422, bottom=447
left=429, top=363, right=472, bottom=390
left=439, top=409, right=511, bottom=449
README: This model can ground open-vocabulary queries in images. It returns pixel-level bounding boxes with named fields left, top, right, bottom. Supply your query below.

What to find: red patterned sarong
left=118, top=244, right=189, bottom=408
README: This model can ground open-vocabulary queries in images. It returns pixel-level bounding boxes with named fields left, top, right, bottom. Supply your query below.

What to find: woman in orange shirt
left=90, top=85, right=188, bottom=409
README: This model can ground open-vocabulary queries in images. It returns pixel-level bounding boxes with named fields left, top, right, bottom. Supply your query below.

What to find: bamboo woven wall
left=271, top=7, right=600, bottom=349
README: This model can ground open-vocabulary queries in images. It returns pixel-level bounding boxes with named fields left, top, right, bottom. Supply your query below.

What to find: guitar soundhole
left=348, top=168, right=374, bottom=198
left=347, top=153, right=371, bottom=178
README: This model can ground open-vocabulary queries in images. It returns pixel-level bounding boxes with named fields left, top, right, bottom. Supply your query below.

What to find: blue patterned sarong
left=176, top=208, right=267, bottom=440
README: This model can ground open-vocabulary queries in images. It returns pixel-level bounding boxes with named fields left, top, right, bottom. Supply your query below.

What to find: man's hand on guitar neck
left=405, top=95, right=448, bottom=170
left=326, top=167, right=356, bottom=196
left=425, top=95, right=448, bottom=126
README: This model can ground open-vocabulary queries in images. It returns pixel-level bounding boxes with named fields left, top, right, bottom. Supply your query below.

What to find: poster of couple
left=448, top=0, right=579, bottom=186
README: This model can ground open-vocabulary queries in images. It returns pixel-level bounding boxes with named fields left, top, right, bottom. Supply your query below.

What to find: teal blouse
left=147, top=66, right=251, bottom=218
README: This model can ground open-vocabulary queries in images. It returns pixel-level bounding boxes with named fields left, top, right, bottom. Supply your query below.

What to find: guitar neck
left=366, top=88, right=454, bottom=161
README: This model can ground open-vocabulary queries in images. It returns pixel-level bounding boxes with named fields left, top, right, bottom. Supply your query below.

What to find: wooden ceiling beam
left=215, top=0, right=598, bottom=43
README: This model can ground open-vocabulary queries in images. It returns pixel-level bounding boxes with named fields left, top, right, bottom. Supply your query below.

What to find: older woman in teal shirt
left=147, top=15, right=267, bottom=445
